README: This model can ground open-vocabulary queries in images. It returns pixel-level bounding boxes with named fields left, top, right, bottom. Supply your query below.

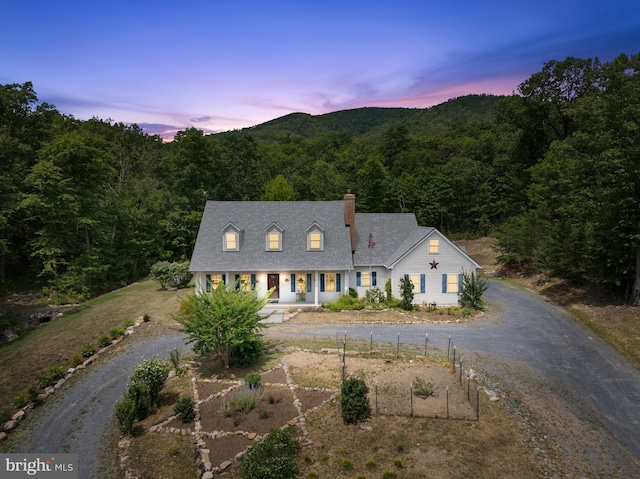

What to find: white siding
left=390, top=232, right=478, bottom=306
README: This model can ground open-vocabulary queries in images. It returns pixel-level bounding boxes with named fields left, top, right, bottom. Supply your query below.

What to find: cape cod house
left=189, top=193, right=480, bottom=306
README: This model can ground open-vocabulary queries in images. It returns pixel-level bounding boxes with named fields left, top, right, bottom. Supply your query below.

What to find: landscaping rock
left=12, top=410, right=26, bottom=422
left=3, top=420, right=18, bottom=431
left=0, top=432, right=7, bottom=442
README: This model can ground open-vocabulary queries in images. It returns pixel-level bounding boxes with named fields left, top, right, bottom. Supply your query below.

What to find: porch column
left=314, top=270, right=319, bottom=306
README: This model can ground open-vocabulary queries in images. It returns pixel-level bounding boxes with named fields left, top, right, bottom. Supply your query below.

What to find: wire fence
left=337, top=331, right=482, bottom=421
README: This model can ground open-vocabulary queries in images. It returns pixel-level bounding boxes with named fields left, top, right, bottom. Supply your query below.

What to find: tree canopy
left=1, top=53, right=640, bottom=304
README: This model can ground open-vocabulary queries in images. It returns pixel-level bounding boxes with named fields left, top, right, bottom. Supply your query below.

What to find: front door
left=267, top=274, right=279, bottom=299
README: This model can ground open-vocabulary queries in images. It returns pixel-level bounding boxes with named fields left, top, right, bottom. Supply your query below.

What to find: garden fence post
left=459, top=358, right=463, bottom=385
left=424, top=333, right=428, bottom=357
left=410, top=384, right=413, bottom=417
left=396, top=332, right=400, bottom=358
left=447, top=335, right=451, bottom=359
left=476, top=387, right=480, bottom=421
left=446, top=385, right=449, bottom=419
left=452, top=347, right=456, bottom=372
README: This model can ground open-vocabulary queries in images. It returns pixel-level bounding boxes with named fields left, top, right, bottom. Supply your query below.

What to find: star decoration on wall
left=430, top=260, right=439, bottom=269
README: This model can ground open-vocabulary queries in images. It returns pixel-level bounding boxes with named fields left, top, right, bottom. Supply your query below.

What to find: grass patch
left=127, top=434, right=199, bottom=479
left=0, top=279, right=191, bottom=412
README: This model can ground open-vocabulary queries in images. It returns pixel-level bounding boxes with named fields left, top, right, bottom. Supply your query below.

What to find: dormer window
left=265, top=223, right=283, bottom=251
left=222, top=223, right=240, bottom=251
left=307, top=223, right=324, bottom=251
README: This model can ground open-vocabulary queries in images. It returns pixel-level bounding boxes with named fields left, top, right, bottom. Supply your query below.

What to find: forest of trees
left=1, top=53, right=639, bottom=305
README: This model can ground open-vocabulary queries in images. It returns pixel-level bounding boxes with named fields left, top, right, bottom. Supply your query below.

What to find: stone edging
left=0, top=317, right=146, bottom=443
left=117, top=359, right=339, bottom=479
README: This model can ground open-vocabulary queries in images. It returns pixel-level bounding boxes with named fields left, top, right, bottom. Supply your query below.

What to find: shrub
left=13, top=392, right=28, bottom=409
left=37, top=372, right=55, bottom=389
left=37, top=363, right=67, bottom=388
left=122, top=318, right=135, bottom=328
left=245, top=372, right=261, bottom=389
left=364, top=287, right=385, bottom=304
left=97, top=334, right=111, bottom=348
left=385, top=279, right=393, bottom=302
left=150, top=261, right=193, bottom=290
left=71, top=354, right=83, bottom=367
left=149, top=261, right=172, bottom=290
left=27, top=385, right=40, bottom=404
left=114, top=397, right=137, bottom=436
left=169, top=348, right=181, bottom=372
left=229, top=336, right=264, bottom=368
left=459, top=270, right=489, bottom=310
left=382, top=471, right=397, bottom=479
left=324, top=295, right=364, bottom=312
left=80, top=343, right=95, bottom=358
left=174, top=396, right=196, bottom=423
left=341, top=377, right=371, bottom=424
left=232, top=388, right=262, bottom=414
left=130, top=358, right=171, bottom=407
left=348, top=287, right=358, bottom=298
left=110, top=327, right=125, bottom=340
left=126, top=383, right=151, bottom=420
left=241, top=426, right=300, bottom=479
left=366, top=459, right=377, bottom=469
left=341, top=458, right=353, bottom=469
left=413, top=377, right=435, bottom=397
left=399, top=276, right=414, bottom=311
left=143, top=314, right=151, bottom=322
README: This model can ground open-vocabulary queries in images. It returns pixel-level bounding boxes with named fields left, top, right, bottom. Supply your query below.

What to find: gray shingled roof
left=190, top=201, right=353, bottom=272
left=352, top=213, right=423, bottom=266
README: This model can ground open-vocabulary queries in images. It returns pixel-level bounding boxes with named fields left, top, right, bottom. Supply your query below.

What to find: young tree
left=459, top=270, right=489, bottom=310
left=399, top=275, right=414, bottom=311
left=174, top=282, right=273, bottom=368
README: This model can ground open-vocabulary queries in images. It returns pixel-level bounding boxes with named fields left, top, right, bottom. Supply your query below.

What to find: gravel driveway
left=9, top=331, right=189, bottom=479
left=266, top=279, right=640, bottom=477
left=8, top=279, right=640, bottom=478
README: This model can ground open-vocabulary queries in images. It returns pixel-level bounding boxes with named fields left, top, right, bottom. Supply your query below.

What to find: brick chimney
left=344, top=191, right=356, bottom=253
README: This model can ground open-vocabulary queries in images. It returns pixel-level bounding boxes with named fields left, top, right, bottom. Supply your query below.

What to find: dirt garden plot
left=144, top=348, right=480, bottom=476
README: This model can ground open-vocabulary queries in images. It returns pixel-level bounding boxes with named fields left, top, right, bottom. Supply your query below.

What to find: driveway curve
left=8, top=280, right=640, bottom=478
left=266, top=279, right=640, bottom=477
left=9, top=331, right=189, bottom=479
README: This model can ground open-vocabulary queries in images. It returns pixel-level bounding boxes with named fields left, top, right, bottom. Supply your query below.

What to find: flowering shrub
left=130, top=358, right=170, bottom=406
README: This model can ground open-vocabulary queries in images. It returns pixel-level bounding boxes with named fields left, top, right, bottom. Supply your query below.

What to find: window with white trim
left=265, top=224, right=283, bottom=251
left=357, top=271, right=377, bottom=287
left=444, top=273, right=460, bottom=293
left=307, top=225, right=324, bottom=251
left=429, top=239, right=439, bottom=254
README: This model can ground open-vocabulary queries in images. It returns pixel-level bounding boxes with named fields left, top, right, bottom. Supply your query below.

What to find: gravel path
left=8, top=279, right=640, bottom=478
left=265, top=279, right=640, bottom=477
left=9, top=331, right=189, bottom=479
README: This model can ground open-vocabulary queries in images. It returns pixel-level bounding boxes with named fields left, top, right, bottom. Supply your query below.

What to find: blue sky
left=2, top=1, right=639, bottom=139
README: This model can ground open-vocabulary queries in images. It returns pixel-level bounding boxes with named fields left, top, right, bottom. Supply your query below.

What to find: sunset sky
left=2, top=1, right=639, bottom=139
